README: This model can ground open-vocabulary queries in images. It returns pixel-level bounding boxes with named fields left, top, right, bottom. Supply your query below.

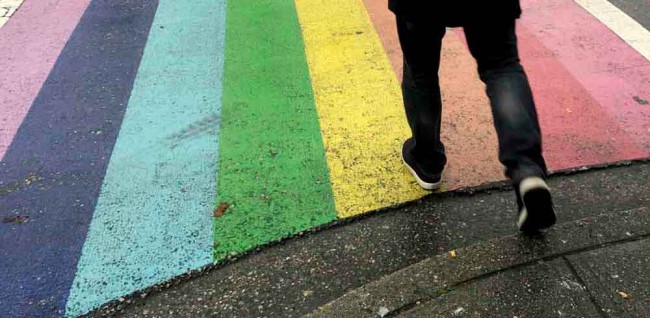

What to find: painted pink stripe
left=515, top=25, right=647, bottom=171
left=0, top=0, right=91, bottom=159
left=454, top=23, right=646, bottom=171
left=521, top=0, right=650, bottom=154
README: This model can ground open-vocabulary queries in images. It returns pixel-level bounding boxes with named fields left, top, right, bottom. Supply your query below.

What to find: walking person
left=391, top=1, right=557, bottom=232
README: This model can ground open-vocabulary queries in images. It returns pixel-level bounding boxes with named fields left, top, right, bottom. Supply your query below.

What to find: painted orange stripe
left=362, top=0, right=504, bottom=190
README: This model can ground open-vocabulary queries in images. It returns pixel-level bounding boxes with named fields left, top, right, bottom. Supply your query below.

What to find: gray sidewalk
left=311, top=207, right=650, bottom=317
left=91, top=162, right=650, bottom=318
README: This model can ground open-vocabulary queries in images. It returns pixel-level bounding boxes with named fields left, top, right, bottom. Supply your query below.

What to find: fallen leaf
left=2, top=216, right=29, bottom=224
left=302, top=290, right=313, bottom=297
left=450, top=250, right=457, bottom=258
left=618, top=291, right=630, bottom=299
left=214, top=203, right=230, bottom=218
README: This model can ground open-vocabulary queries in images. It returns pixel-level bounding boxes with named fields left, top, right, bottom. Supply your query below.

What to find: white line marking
left=0, top=0, right=26, bottom=29
left=574, top=0, right=650, bottom=61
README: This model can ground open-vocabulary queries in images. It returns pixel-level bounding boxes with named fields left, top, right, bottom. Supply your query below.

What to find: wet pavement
left=90, top=162, right=650, bottom=318
left=312, top=207, right=650, bottom=317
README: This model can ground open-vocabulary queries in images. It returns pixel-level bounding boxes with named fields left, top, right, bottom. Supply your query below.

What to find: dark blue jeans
left=397, top=16, right=548, bottom=185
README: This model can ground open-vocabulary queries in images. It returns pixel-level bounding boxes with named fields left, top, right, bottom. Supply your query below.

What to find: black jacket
left=388, top=0, right=522, bottom=26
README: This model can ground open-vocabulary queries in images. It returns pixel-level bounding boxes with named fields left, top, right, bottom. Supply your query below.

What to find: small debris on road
left=214, top=203, right=230, bottom=218
left=633, top=96, right=648, bottom=105
left=618, top=291, right=630, bottom=299
left=2, top=216, right=29, bottom=224
left=449, top=250, right=457, bottom=258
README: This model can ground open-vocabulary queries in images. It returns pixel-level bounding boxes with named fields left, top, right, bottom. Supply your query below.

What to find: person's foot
left=402, top=138, right=443, bottom=190
left=517, top=177, right=556, bottom=233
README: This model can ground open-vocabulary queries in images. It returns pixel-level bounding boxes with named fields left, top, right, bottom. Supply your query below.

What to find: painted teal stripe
left=65, top=0, right=226, bottom=316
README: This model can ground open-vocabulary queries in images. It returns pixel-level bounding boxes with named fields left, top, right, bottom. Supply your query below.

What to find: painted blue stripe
left=0, top=1, right=158, bottom=317
left=64, top=0, right=226, bottom=315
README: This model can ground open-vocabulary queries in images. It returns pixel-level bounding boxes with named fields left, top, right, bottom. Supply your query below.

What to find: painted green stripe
left=214, top=0, right=336, bottom=260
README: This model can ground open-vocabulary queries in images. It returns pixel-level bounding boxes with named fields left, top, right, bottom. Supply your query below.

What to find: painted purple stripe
left=0, top=0, right=159, bottom=317
left=0, top=0, right=92, bottom=159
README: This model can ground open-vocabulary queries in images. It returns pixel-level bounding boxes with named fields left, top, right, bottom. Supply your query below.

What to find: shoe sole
left=517, top=177, right=557, bottom=232
left=401, top=156, right=442, bottom=191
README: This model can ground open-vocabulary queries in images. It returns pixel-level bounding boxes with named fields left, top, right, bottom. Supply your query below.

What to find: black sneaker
left=517, top=177, right=556, bottom=232
left=402, top=139, right=443, bottom=190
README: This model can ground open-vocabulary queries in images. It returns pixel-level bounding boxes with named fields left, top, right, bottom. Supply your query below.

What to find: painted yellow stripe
left=294, top=0, right=428, bottom=218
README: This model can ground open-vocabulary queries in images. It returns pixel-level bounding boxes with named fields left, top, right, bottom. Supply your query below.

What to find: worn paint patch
left=214, top=0, right=336, bottom=260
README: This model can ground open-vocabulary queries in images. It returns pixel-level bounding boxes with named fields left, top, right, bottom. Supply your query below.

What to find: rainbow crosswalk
left=0, top=0, right=649, bottom=316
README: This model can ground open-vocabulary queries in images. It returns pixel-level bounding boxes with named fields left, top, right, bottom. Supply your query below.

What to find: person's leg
left=396, top=15, right=447, bottom=189
left=464, top=20, right=555, bottom=231
left=463, top=20, right=546, bottom=184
